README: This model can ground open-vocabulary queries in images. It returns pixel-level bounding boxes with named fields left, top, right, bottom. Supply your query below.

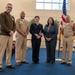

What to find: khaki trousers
left=15, top=35, right=27, bottom=63
left=0, top=35, right=13, bottom=68
left=62, top=36, right=73, bottom=63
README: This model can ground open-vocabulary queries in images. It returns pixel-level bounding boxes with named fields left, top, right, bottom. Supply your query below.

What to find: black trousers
left=45, top=39, right=57, bottom=62
left=31, top=37, right=41, bottom=63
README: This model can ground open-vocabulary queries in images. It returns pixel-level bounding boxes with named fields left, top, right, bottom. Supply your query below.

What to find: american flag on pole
left=60, top=0, right=67, bottom=33
left=56, top=0, right=67, bottom=59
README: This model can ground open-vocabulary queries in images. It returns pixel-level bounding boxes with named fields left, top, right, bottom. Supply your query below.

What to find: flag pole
left=56, top=0, right=66, bottom=62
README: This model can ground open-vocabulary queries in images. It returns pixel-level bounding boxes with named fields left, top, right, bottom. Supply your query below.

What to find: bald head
left=20, top=11, right=25, bottom=19
left=66, top=15, right=71, bottom=23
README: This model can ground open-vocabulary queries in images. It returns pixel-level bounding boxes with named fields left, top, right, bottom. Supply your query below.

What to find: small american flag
left=60, top=0, right=67, bottom=32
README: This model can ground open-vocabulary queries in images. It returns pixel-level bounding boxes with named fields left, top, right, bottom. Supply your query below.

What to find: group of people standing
left=0, top=3, right=29, bottom=72
left=0, top=3, right=75, bottom=72
left=30, top=16, right=58, bottom=64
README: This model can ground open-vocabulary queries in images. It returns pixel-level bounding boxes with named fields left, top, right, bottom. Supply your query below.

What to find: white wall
left=0, top=0, right=75, bottom=25
left=0, top=0, right=75, bottom=48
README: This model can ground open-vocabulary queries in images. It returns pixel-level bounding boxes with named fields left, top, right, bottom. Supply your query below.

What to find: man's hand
left=9, top=31, right=14, bottom=36
left=22, top=33, right=27, bottom=38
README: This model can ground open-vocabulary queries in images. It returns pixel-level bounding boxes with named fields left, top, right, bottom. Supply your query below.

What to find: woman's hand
left=35, top=34, right=39, bottom=37
left=37, top=35, right=41, bottom=39
left=46, top=37, right=51, bottom=41
left=39, top=33, right=43, bottom=36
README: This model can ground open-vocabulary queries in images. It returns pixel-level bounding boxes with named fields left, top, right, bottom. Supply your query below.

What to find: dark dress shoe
left=51, top=61, right=55, bottom=64
left=61, top=62, right=66, bottom=64
left=67, top=63, right=72, bottom=66
left=45, top=61, right=50, bottom=63
left=45, top=60, right=51, bottom=63
left=16, top=62, right=21, bottom=66
left=33, top=62, right=39, bottom=64
left=6, top=65, right=15, bottom=69
left=0, top=68, right=3, bottom=72
left=21, top=61, right=29, bottom=64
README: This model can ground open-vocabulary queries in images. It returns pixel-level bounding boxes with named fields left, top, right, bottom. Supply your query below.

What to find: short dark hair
left=47, top=17, right=55, bottom=25
left=34, top=16, right=40, bottom=19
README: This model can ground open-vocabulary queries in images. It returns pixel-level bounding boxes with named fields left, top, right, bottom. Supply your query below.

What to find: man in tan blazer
left=0, top=3, right=16, bottom=72
left=61, top=15, right=74, bottom=66
left=15, top=11, right=29, bottom=66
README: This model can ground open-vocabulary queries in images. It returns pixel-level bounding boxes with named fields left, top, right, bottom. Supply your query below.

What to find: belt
left=64, top=36, right=68, bottom=38
left=64, top=36, right=72, bottom=38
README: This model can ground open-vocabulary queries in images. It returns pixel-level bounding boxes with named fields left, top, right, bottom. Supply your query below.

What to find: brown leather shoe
left=6, top=65, right=15, bottom=69
left=21, top=61, right=29, bottom=64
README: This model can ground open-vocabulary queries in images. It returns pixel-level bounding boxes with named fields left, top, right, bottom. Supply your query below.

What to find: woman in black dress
left=30, top=16, right=43, bottom=63
left=44, top=17, right=58, bottom=63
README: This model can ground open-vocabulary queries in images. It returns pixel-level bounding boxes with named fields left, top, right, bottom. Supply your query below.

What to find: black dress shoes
left=0, top=68, right=3, bottom=72
left=45, top=61, right=50, bottom=63
left=6, top=65, right=15, bottom=69
left=61, top=62, right=66, bottom=64
left=21, top=61, right=29, bottom=64
left=33, top=62, right=39, bottom=64
left=32, top=61, right=39, bottom=64
left=51, top=61, right=55, bottom=64
left=16, top=62, right=21, bottom=66
left=45, top=60, right=51, bottom=63
left=67, top=63, right=72, bottom=66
